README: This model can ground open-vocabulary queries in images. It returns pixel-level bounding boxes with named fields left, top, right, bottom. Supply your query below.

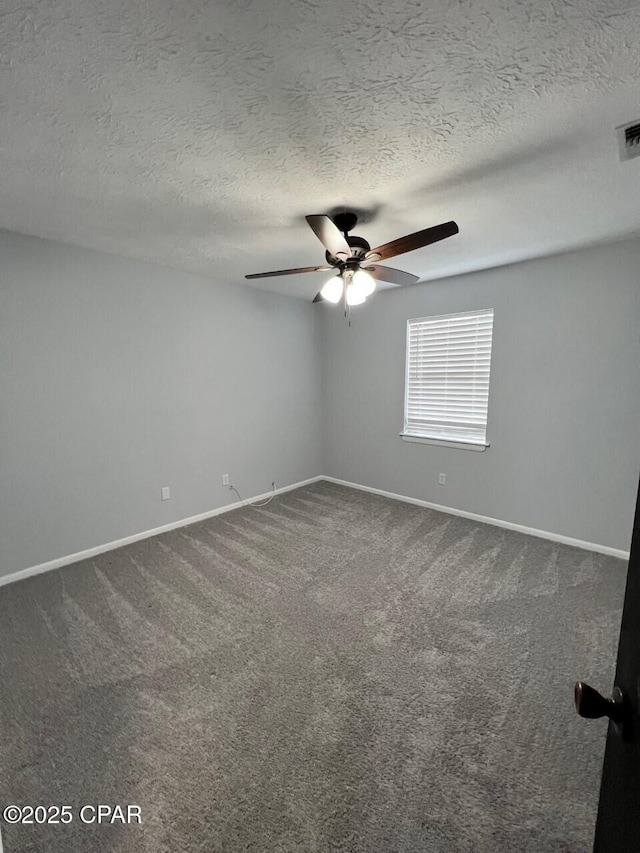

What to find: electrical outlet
left=161, top=486, right=170, bottom=500
left=438, top=473, right=446, bottom=485
left=222, top=474, right=229, bottom=486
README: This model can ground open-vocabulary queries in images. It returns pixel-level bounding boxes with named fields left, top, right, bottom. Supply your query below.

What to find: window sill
left=400, top=433, right=490, bottom=452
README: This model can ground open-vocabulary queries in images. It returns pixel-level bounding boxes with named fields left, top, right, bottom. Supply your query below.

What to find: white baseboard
left=321, top=477, right=630, bottom=561
left=2, top=473, right=628, bottom=589
left=0, top=476, right=324, bottom=589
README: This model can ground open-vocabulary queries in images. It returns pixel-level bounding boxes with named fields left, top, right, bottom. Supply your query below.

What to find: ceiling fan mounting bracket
left=332, top=211, right=358, bottom=235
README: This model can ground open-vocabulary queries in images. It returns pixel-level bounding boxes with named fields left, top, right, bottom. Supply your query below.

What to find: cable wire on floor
left=229, top=481, right=276, bottom=508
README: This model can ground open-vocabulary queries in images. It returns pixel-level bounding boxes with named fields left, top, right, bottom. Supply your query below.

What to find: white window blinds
left=404, top=309, right=494, bottom=446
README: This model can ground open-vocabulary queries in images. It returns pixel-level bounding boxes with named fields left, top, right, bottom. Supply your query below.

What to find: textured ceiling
left=1, top=0, right=640, bottom=299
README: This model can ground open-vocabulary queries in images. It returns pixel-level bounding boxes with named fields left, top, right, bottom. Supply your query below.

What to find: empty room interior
left=1, top=1, right=640, bottom=851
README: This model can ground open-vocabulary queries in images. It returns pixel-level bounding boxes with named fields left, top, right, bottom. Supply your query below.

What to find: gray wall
left=3, top=231, right=638, bottom=576
left=1, top=232, right=322, bottom=577
left=320, top=238, right=640, bottom=552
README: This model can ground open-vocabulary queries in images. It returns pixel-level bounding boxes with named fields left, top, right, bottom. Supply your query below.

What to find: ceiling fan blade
left=305, top=215, right=352, bottom=259
left=362, top=264, right=420, bottom=287
left=366, top=221, right=459, bottom=262
left=312, top=292, right=324, bottom=303
left=245, top=265, right=332, bottom=279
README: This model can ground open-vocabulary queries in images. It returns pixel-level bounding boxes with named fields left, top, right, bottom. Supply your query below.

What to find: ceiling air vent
left=617, top=121, right=640, bottom=161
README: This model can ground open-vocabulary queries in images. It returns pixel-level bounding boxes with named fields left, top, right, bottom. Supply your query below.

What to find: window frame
left=401, top=308, right=493, bottom=451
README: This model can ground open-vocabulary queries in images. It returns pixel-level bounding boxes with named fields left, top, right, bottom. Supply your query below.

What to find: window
left=403, top=309, right=494, bottom=450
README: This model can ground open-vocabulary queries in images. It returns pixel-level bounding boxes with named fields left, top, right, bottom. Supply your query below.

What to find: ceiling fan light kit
left=321, top=267, right=376, bottom=306
left=246, top=212, right=459, bottom=311
left=351, top=268, right=376, bottom=297
left=319, top=275, right=343, bottom=304
left=345, top=276, right=366, bottom=307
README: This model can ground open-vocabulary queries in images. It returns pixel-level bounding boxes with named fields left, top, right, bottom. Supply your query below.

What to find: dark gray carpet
left=0, top=482, right=627, bottom=852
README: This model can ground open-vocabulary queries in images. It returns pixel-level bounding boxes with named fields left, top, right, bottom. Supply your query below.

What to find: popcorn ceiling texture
left=1, top=0, right=640, bottom=297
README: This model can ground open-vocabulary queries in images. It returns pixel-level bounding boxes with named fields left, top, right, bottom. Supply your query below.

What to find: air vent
left=617, top=121, right=640, bottom=161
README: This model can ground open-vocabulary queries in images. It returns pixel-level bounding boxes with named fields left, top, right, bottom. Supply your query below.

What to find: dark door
left=576, top=479, right=640, bottom=852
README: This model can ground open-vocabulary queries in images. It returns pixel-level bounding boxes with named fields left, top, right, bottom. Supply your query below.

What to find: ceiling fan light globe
left=320, top=276, right=343, bottom=304
left=352, top=268, right=376, bottom=297
left=346, top=283, right=366, bottom=306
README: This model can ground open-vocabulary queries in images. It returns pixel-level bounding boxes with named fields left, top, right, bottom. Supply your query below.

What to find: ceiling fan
left=245, top=212, right=459, bottom=306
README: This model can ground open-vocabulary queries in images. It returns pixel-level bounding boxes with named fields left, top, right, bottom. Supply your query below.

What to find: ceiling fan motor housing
left=326, top=234, right=371, bottom=267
